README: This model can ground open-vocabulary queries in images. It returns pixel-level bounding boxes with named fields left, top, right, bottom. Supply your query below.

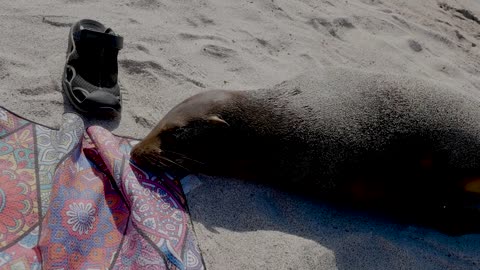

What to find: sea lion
left=131, top=68, right=480, bottom=232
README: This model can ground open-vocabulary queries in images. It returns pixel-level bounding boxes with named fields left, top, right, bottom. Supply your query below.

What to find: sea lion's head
left=130, top=90, right=243, bottom=174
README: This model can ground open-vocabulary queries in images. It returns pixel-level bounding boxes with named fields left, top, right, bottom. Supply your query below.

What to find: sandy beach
left=1, top=0, right=480, bottom=269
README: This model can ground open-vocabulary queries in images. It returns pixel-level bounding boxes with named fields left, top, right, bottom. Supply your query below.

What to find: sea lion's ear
left=207, top=115, right=230, bottom=127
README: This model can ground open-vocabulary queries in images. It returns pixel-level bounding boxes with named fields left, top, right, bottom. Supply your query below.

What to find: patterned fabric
left=0, top=107, right=204, bottom=269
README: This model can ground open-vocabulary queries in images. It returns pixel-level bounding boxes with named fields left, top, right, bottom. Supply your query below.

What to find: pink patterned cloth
left=0, top=107, right=204, bottom=269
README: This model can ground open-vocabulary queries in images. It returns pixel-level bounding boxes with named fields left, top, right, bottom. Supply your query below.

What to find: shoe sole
left=62, top=68, right=121, bottom=118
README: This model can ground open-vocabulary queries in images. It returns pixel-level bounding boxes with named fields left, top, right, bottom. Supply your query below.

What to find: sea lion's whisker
left=159, top=156, right=192, bottom=171
left=143, top=155, right=168, bottom=169
left=161, top=149, right=206, bottom=165
left=156, top=159, right=169, bottom=169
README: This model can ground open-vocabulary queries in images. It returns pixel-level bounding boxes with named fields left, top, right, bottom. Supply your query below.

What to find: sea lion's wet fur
left=132, top=68, right=480, bottom=231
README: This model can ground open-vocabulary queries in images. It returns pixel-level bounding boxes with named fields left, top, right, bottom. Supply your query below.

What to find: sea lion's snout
left=130, top=142, right=146, bottom=163
left=130, top=141, right=143, bottom=160
left=130, top=136, right=162, bottom=168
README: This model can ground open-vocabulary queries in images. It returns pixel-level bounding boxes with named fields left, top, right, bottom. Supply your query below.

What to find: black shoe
left=63, top=19, right=123, bottom=115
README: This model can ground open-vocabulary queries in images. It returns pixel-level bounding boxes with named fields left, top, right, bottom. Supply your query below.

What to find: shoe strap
left=73, top=29, right=123, bottom=50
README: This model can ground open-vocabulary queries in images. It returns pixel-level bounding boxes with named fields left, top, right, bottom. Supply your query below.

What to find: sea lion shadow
left=186, top=175, right=480, bottom=269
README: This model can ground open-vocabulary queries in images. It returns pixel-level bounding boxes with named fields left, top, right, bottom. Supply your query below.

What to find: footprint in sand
left=135, top=44, right=150, bottom=54
left=407, top=39, right=423, bottom=52
left=307, top=18, right=331, bottom=31
left=41, top=16, right=72, bottom=28
left=127, top=0, right=165, bottom=9
left=132, top=115, right=154, bottom=129
left=186, top=15, right=216, bottom=27
left=333, top=18, right=355, bottom=29
left=17, top=85, right=57, bottom=96
left=307, top=17, right=355, bottom=38
left=198, top=15, right=215, bottom=26
left=178, top=33, right=226, bottom=42
left=119, top=59, right=205, bottom=88
left=439, top=3, right=480, bottom=25
left=202, top=44, right=236, bottom=58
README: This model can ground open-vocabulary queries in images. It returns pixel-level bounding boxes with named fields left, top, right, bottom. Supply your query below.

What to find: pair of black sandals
left=63, top=19, right=123, bottom=115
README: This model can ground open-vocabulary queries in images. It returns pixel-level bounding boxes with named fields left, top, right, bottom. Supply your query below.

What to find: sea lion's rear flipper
left=463, top=178, right=480, bottom=195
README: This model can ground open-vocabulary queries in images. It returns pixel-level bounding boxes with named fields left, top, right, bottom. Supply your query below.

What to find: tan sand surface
left=1, top=0, right=479, bottom=269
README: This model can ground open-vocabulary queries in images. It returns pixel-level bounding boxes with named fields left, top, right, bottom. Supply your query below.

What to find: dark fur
left=132, top=68, right=480, bottom=233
